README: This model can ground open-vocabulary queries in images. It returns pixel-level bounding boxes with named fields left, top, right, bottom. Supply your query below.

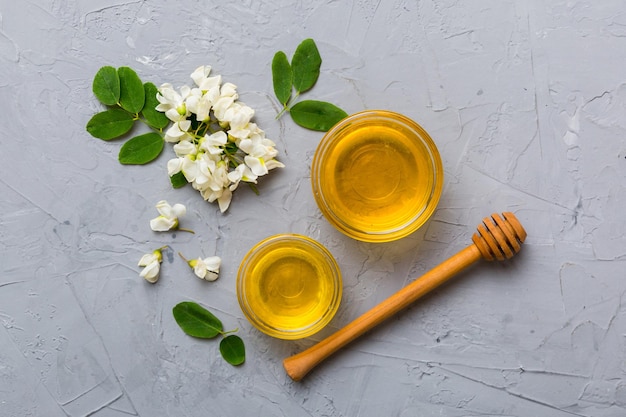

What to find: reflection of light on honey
left=312, top=110, right=443, bottom=242
left=237, top=235, right=342, bottom=340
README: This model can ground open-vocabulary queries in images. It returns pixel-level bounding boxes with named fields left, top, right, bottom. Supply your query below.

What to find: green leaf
left=170, top=171, right=188, bottom=189
left=219, top=335, right=245, bottom=366
left=118, top=132, right=164, bottom=165
left=92, top=66, right=120, bottom=106
left=142, top=82, right=169, bottom=129
left=172, top=302, right=223, bottom=339
left=291, top=38, right=322, bottom=94
left=290, top=100, right=348, bottom=131
left=272, top=51, right=292, bottom=106
left=86, top=108, right=134, bottom=140
left=118, top=66, right=145, bottom=114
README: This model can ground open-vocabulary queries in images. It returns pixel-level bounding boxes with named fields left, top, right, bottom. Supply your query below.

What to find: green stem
left=275, top=92, right=300, bottom=119
left=276, top=106, right=289, bottom=120
left=220, top=328, right=239, bottom=336
left=130, top=112, right=165, bottom=133
left=247, top=183, right=259, bottom=195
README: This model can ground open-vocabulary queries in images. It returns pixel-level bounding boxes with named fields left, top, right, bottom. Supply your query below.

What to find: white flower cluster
left=156, top=66, right=284, bottom=212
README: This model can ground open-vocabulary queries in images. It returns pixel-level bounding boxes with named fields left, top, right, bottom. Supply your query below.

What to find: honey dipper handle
left=283, top=244, right=482, bottom=381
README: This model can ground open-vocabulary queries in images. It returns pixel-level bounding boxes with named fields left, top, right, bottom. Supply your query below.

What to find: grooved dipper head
left=472, top=212, right=527, bottom=261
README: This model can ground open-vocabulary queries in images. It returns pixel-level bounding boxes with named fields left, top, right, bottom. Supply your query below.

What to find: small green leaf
left=172, top=302, right=223, bottom=339
left=86, top=108, right=134, bottom=140
left=291, top=38, right=322, bottom=94
left=118, top=66, right=145, bottom=114
left=118, top=132, right=164, bottom=165
left=170, top=171, right=188, bottom=189
left=290, top=100, right=348, bottom=131
left=272, top=51, right=292, bottom=106
left=142, top=82, right=169, bottom=129
left=219, top=335, right=245, bottom=366
left=92, top=66, right=120, bottom=106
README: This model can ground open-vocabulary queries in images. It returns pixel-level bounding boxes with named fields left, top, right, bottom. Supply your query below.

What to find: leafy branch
left=173, top=301, right=245, bottom=366
left=272, top=39, right=347, bottom=132
left=86, top=66, right=169, bottom=164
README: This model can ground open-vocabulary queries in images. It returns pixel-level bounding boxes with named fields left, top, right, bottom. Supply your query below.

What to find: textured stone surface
left=1, top=1, right=626, bottom=416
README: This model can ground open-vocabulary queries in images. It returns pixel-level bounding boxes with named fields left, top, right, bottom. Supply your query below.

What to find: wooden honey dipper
left=283, top=212, right=527, bottom=381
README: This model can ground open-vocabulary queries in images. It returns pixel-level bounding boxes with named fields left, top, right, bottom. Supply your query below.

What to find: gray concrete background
left=1, top=1, right=625, bottom=416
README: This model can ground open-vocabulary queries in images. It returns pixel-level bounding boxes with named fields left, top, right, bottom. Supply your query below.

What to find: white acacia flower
left=185, top=90, right=212, bottom=122
left=190, top=65, right=222, bottom=92
left=199, top=131, right=227, bottom=155
left=156, top=84, right=191, bottom=122
left=244, top=155, right=267, bottom=176
left=227, top=163, right=257, bottom=191
left=164, top=120, right=192, bottom=143
left=189, top=160, right=234, bottom=213
left=200, top=187, right=222, bottom=204
left=225, top=103, right=255, bottom=140
left=179, top=253, right=221, bottom=281
left=203, top=85, right=221, bottom=104
left=212, top=98, right=234, bottom=121
left=173, top=139, right=197, bottom=157
left=265, top=158, right=286, bottom=171
left=181, top=157, right=201, bottom=183
left=211, top=160, right=230, bottom=191
left=216, top=188, right=233, bottom=213
left=192, top=155, right=217, bottom=190
left=149, top=200, right=187, bottom=232
left=167, top=157, right=184, bottom=176
left=239, top=131, right=283, bottom=176
left=138, top=247, right=165, bottom=283
left=220, top=82, right=238, bottom=98
left=190, top=65, right=211, bottom=84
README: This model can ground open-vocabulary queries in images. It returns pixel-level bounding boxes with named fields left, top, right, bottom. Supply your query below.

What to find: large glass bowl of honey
left=237, top=234, right=342, bottom=340
left=311, top=110, right=444, bottom=243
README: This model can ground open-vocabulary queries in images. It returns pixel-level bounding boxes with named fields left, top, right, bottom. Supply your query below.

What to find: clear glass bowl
left=311, top=110, right=444, bottom=243
left=237, top=234, right=342, bottom=340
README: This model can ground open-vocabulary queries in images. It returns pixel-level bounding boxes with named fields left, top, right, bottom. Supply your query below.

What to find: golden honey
left=237, top=234, right=342, bottom=339
left=312, top=110, right=443, bottom=242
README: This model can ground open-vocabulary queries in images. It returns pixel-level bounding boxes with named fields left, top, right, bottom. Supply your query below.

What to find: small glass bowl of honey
left=311, top=110, right=444, bottom=243
left=236, top=234, right=342, bottom=340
